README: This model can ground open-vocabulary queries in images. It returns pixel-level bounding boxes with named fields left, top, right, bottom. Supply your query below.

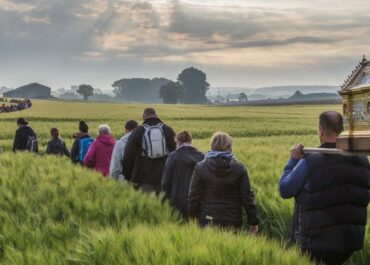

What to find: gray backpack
left=141, top=124, right=168, bottom=158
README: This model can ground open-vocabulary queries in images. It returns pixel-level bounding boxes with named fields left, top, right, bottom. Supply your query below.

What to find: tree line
left=76, top=67, right=210, bottom=104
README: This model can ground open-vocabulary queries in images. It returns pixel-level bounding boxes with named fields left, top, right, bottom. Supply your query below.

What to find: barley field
left=0, top=100, right=368, bottom=265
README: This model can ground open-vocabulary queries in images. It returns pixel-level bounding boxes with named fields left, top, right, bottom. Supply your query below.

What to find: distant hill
left=254, top=85, right=339, bottom=96
left=289, top=90, right=340, bottom=100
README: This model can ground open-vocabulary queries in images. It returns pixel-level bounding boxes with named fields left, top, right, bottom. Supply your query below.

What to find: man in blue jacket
left=279, top=111, right=370, bottom=265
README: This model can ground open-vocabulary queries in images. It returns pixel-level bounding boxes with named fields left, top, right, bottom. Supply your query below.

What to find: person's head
left=125, top=120, right=138, bottom=133
left=143, top=107, right=158, bottom=121
left=17, top=117, right=28, bottom=127
left=318, top=111, right=344, bottom=143
left=98, top=124, right=111, bottom=136
left=176, top=131, right=192, bottom=148
left=210, top=132, right=233, bottom=152
left=79, top=120, right=88, bottom=133
left=50, top=128, right=59, bottom=140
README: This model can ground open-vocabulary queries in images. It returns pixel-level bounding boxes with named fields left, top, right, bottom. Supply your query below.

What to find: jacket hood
left=205, top=153, right=235, bottom=177
left=97, top=134, right=115, bottom=146
left=177, top=146, right=204, bottom=168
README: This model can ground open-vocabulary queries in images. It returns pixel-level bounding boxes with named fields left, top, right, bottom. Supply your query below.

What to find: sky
left=0, top=0, right=370, bottom=91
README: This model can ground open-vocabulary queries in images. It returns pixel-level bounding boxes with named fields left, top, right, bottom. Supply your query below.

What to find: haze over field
left=1, top=0, right=369, bottom=91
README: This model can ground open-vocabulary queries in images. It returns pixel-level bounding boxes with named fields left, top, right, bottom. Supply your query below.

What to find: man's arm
left=161, top=154, right=176, bottom=200
left=279, top=144, right=308, bottom=199
left=279, top=157, right=308, bottom=199
left=164, top=125, right=176, bottom=152
left=13, top=131, right=21, bottom=152
left=122, top=128, right=141, bottom=180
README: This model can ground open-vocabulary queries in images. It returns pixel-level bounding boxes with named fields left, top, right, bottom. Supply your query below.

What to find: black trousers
left=302, top=248, right=353, bottom=265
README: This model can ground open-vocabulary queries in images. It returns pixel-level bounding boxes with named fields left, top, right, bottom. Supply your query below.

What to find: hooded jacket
left=162, top=146, right=205, bottom=218
left=84, top=134, right=115, bottom=177
left=122, top=117, right=176, bottom=184
left=109, top=132, right=133, bottom=180
left=188, top=153, right=258, bottom=228
left=13, top=125, right=37, bottom=152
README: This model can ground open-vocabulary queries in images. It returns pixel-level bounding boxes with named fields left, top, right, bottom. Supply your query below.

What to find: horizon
left=1, top=0, right=369, bottom=90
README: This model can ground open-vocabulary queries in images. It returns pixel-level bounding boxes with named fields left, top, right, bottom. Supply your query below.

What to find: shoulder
left=162, top=123, right=175, bottom=133
left=231, top=158, right=247, bottom=174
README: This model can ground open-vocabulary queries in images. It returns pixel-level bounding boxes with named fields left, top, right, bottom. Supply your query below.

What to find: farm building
left=4, top=83, right=51, bottom=99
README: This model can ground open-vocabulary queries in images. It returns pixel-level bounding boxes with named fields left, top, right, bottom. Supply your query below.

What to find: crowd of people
left=11, top=108, right=370, bottom=265
left=0, top=98, right=32, bottom=113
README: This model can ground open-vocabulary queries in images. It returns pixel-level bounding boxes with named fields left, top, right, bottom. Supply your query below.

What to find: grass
left=0, top=99, right=368, bottom=264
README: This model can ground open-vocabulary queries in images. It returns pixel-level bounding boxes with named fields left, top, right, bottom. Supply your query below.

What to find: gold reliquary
left=337, top=55, right=370, bottom=151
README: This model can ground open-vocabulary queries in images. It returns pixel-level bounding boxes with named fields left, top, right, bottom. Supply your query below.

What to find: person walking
left=188, top=132, right=259, bottom=233
left=162, top=131, right=204, bottom=219
left=109, top=120, right=138, bottom=180
left=84, top=124, right=115, bottom=177
left=278, top=111, right=370, bottom=265
left=122, top=108, right=176, bottom=194
left=12, top=117, right=38, bottom=152
left=45, top=128, right=69, bottom=157
left=70, top=120, right=93, bottom=164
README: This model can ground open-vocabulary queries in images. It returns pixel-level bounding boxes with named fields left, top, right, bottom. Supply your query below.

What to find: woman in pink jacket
left=84, top=124, right=116, bottom=177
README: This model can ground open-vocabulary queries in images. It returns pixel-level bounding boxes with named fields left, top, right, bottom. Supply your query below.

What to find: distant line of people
left=0, top=98, right=32, bottom=113
left=11, top=108, right=370, bottom=265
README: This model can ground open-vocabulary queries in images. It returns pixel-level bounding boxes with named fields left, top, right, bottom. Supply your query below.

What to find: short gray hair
left=98, top=124, right=111, bottom=135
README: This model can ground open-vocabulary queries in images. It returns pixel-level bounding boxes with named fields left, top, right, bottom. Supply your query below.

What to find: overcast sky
left=1, top=0, right=369, bottom=91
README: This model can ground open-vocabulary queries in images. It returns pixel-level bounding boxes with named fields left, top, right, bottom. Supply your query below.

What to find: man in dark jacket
left=13, top=117, right=38, bottom=152
left=279, top=111, right=370, bottom=265
left=123, top=108, right=176, bottom=194
left=70, top=120, right=91, bottom=164
left=162, top=131, right=204, bottom=219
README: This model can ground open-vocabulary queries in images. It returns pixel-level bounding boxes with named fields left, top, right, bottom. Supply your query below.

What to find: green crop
left=0, top=100, right=367, bottom=264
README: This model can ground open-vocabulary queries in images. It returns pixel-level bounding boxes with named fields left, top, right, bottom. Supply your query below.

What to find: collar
left=319, top=142, right=336, bottom=149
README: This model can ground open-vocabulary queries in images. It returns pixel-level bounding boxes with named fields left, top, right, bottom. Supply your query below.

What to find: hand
left=290, top=144, right=304, bottom=160
left=250, top=225, right=259, bottom=235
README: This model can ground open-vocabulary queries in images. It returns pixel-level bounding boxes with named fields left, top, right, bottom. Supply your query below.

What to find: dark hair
left=319, top=111, right=344, bottom=136
left=125, top=120, right=138, bottom=131
left=143, top=108, right=157, bottom=119
left=176, top=131, right=192, bottom=145
left=79, top=120, right=88, bottom=133
left=17, top=117, right=28, bottom=126
left=50, top=128, right=59, bottom=140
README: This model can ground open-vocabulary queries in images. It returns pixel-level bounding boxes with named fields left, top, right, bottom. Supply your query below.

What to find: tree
left=177, top=67, right=210, bottom=104
left=238, top=93, right=248, bottom=102
left=77, top=84, right=94, bottom=100
left=112, top=78, right=171, bottom=103
left=159, top=81, right=185, bottom=104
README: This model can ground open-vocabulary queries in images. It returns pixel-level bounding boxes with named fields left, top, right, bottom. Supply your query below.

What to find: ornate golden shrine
left=337, top=55, right=370, bottom=151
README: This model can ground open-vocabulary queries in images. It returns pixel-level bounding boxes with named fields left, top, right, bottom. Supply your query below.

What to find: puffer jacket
left=188, top=152, right=258, bottom=228
left=84, top=134, right=115, bottom=177
left=162, top=146, right=205, bottom=218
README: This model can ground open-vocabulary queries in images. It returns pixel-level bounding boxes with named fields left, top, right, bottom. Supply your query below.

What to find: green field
left=0, top=100, right=368, bottom=264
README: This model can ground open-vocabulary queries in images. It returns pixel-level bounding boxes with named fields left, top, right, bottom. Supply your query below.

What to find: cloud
left=0, top=0, right=370, bottom=89
left=22, top=15, right=51, bottom=25
left=0, top=0, right=35, bottom=12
